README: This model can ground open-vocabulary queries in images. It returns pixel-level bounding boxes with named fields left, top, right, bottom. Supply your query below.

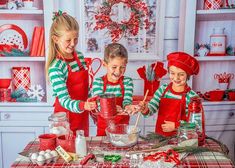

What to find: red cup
left=204, top=90, right=224, bottom=101
left=228, top=91, right=235, bottom=101
left=38, top=134, right=57, bottom=150
left=57, top=135, right=75, bottom=152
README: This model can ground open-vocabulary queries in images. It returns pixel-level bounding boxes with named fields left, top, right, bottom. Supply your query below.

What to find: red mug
left=228, top=91, right=235, bottom=101
left=38, top=134, right=57, bottom=150
left=57, top=135, right=75, bottom=153
left=204, top=90, right=225, bottom=101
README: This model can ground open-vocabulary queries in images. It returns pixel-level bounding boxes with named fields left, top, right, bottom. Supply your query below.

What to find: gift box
left=12, top=67, right=31, bottom=91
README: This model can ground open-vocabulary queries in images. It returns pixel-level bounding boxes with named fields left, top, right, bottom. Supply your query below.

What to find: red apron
left=97, top=75, right=130, bottom=136
left=155, top=83, right=190, bottom=137
left=53, top=52, right=89, bottom=136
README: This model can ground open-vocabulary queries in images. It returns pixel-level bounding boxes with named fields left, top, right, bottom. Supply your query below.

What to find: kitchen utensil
left=38, top=134, right=57, bottom=151
left=105, top=124, right=140, bottom=147
left=129, top=90, right=149, bottom=141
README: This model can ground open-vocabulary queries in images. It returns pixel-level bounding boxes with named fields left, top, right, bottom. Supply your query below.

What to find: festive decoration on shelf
left=204, top=0, right=223, bottom=10
left=137, top=62, right=167, bottom=96
left=11, top=88, right=27, bottom=99
left=52, top=10, right=67, bottom=21
left=10, top=87, right=37, bottom=102
left=27, top=84, right=45, bottom=101
left=0, top=47, right=29, bottom=57
left=12, top=67, right=31, bottom=91
left=94, top=0, right=150, bottom=42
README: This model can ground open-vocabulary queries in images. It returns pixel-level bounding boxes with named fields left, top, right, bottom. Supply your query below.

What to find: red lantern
left=188, top=97, right=206, bottom=146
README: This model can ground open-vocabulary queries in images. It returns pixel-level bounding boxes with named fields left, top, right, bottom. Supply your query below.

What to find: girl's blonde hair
left=104, top=43, right=128, bottom=63
left=45, top=13, right=79, bottom=78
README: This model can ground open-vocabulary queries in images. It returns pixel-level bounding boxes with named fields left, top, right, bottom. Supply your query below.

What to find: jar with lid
left=48, top=112, right=70, bottom=135
left=178, top=122, right=198, bottom=147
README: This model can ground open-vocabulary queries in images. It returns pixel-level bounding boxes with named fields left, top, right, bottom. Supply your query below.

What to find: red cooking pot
left=204, top=90, right=225, bottom=101
left=228, top=91, right=235, bottom=101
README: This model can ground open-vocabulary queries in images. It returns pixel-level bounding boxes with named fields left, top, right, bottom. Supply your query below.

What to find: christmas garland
left=94, top=0, right=150, bottom=42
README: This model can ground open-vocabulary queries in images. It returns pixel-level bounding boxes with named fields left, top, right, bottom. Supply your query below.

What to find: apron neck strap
left=102, top=75, right=125, bottom=96
left=56, top=52, right=85, bottom=71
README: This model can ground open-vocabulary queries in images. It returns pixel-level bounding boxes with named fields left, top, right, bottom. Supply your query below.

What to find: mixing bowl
left=105, top=124, right=140, bottom=147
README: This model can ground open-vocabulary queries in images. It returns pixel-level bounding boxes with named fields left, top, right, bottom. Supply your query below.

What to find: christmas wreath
left=94, top=0, right=150, bottom=42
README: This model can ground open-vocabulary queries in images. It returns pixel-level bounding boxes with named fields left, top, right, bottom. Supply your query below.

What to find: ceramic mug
left=204, top=90, right=225, bottom=101
left=38, top=134, right=57, bottom=150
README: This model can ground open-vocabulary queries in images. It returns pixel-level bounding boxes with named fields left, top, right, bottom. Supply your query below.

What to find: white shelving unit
left=182, top=0, right=235, bottom=162
left=0, top=1, right=54, bottom=168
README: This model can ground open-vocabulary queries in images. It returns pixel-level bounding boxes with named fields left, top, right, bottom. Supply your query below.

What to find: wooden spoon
left=129, top=90, right=149, bottom=141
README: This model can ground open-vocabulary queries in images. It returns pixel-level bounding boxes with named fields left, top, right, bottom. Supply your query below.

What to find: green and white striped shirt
left=48, top=51, right=87, bottom=113
left=147, top=83, right=198, bottom=117
left=92, top=76, right=133, bottom=107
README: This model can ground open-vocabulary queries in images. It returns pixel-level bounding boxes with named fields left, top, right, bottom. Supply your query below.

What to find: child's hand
left=137, top=101, right=148, bottom=115
left=161, top=120, right=175, bottom=132
left=116, top=105, right=128, bottom=115
left=84, top=101, right=97, bottom=111
left=124, top=105, right=139, bottom=115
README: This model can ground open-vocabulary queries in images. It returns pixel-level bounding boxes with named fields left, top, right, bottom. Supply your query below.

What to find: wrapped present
left=12, top=67, right=31, bottom=91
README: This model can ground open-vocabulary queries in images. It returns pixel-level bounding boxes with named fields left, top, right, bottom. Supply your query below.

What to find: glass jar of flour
left=48, top=112, right=70, bottom=135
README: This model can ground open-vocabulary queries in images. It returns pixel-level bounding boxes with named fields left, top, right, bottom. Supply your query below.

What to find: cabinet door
left=0, top=127, right=43, bottom=168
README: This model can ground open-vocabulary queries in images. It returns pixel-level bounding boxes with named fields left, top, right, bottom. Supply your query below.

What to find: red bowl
left=0, top=79, right=11, bottom=89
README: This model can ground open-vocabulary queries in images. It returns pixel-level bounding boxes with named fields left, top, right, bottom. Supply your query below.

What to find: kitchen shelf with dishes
left=0, top=57, right=45, bottom=61
left=196, top=9, right=235, bottom=21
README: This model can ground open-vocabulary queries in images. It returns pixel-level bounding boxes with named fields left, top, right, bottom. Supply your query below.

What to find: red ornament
left=94, top=0, right=150, bottom=42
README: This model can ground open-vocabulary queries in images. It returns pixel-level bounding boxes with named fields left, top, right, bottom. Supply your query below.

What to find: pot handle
left=203, top=92, right=210, bottom=101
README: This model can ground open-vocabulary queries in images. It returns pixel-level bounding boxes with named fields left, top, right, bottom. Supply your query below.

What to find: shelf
left=196, top=9, right=235, bottom=21
left=0, top=102, right=51, bottom=107
left=202, top=100, right=235, bottom=106
left=0, top=9, right=43, bottom=20
left=0, top=57, right=45, bottom=62
left=195, top=56, right=235, bottom=61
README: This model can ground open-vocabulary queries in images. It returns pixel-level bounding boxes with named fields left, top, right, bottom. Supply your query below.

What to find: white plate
left=18, top=7, right=38, bottom=10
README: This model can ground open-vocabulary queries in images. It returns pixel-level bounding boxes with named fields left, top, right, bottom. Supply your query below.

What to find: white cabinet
left=181, top=0, right=235, bottom=161
left=0, top=127, right=44, bottom=168
left=0, top=0, right=54, bottom=105
left=0, top=106, right=52, bottom=168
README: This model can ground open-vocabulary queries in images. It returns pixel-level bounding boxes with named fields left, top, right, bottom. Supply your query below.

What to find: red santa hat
left=167, top=52, right=199, bottom=75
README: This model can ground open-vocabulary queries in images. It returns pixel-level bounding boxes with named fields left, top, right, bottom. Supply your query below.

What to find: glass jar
left=48, top=112, right=70, bottom=136
left=178, top=122, right=198, bottom=147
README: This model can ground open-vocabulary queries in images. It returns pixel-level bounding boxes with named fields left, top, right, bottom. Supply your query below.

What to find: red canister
left=99, top=94, right=117, bottom=118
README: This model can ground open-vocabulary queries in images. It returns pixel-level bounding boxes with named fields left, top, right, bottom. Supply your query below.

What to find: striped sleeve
left=145, top=83, right=168, bottom=117
left=122, top=76, right=133, bottom=107
left=48, top=58, right=84, bottom=113
left=92, top=77, right=104, bottom=96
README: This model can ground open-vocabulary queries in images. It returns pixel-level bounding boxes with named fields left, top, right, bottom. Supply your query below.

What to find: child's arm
left=122, top=77, right=134, bottom=108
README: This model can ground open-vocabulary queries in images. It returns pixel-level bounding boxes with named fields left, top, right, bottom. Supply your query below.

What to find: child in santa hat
left=135, top=52, right=200, bottom=137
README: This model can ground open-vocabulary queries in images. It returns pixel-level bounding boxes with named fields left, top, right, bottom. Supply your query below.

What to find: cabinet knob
left=4, top=113, right=10, bottom=119
left=229, top=112, right=234, bottom=117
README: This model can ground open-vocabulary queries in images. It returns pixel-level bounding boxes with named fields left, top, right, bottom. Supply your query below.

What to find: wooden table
left=11, top=136, right=235, bottom=168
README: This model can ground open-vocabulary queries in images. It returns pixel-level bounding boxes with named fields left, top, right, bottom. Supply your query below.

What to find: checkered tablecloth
left=11, top=137, right=235, bottom=168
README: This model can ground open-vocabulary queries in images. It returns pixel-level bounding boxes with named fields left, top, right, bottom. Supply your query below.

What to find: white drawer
left=0, top=112, right=50, bottom=121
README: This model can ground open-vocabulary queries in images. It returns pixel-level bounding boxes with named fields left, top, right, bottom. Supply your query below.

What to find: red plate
left=0, top=24, right=28, bottom=50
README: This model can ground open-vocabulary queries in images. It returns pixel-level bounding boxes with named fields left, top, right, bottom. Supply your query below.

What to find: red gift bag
left=144, top=80, right=160, bottom=96
left=204, top=0, right=223, bottom=9
left=12, top=67, right=31, bottom=91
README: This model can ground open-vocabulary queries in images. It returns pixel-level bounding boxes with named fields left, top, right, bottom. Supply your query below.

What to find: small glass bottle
left=178, top=122, right=198, bottom=147
left=48, top=112, right=70, bottom=135
left=75, top=130, right=87, bottom=157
